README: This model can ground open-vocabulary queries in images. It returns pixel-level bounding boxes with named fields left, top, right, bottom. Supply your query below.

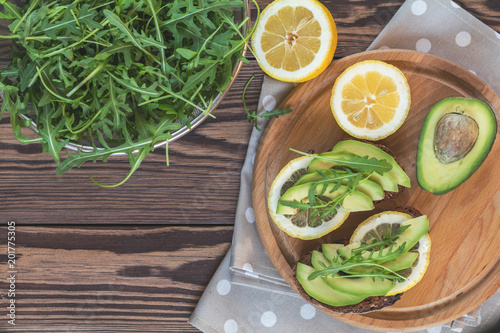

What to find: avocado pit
left=433, top=112, right=479, bottom=164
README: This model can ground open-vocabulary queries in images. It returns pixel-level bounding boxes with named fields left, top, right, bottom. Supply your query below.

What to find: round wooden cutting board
left=252, top=49, right=500, bottom=332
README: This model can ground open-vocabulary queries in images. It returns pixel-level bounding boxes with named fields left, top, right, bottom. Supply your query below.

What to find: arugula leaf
left=0, top=0, right=255, bottom=186
left=279, top=148, right=393, bottom=225
left=307, top=226, right=411, bottom=282
left=37, top=107, right=70, bottom=165
left=290, top=148, right=393, bottom=175
left=242, top=75, right=293, bottom=131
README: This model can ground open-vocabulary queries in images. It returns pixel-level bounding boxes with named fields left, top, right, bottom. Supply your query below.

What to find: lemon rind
left=267, top=155, right=350, bottom=240
left=331, top=60, right=411, bottom=140
left=252, top=0, right=337, bottom=83
left=350, top=211, right=431, bottom=296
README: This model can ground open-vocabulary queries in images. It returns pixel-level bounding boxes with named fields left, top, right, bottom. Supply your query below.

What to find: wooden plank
left=0, top=62, right=263, bottom=225
left=1, top=0, right=500, bottom=226
left=0, top=226, right=233, bottom=332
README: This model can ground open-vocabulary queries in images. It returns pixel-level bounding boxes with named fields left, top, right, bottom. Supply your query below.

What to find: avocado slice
left=382, top=251, right=418, bottom=271
left=347, top=251, right=418, bottom=275
left=311, top=250, right=331, bottom=270
left=307, top=150, right=400, bottom=192
left=310, top=251, right=395, bottom=297
left=360, top=215, right=429, bottom=261
left=417, top=97, right=496, bottom=195
left=296, top=263, right=366, bottom=306
left=324, top=216, right=428, bottom=263
left=307, top=150, right=358, bottom=172
left=276, top=183, right=374, bottom=215
left=295, top=170, right=385, bottom=201
left=322, top=243, right=418, bottom=273
left=324, top=273, right=395, bottom=297
left=337, top=242, right=359, bottom=260
left=332, top=140, right=411, bottom=188
left=368, top=172, right=399, bottom=193
left=322, top=243, right=344, bottom=261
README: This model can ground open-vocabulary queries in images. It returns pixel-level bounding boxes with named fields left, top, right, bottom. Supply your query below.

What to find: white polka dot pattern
left=300, top=304, right=316, bottom=320
left=217, top=279, right=231, bottom=296
left=262, top=95, right=277, bottom=111
left=245, top=207, right=255, bottom=223
left=455, top=31, right=471, bottom=47
left=411, top=0, right=427, bottom=16
left=261, top=311, right=277, bottom=327
left=416, top=38, right=432, bottom=53
left=224, top=319, right=238, bottom=333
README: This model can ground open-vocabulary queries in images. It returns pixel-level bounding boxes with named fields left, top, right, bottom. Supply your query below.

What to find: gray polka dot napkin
left=189, top=0, right=500, bottom=332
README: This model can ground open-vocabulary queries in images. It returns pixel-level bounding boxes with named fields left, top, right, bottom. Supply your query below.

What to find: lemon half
left=268, top=156, right=350, bottom=240
left=350, top=211, right=431, bottom=295
left=252, top=0, right=337, bottom=82
left=331, top=60, right=411, bottom=140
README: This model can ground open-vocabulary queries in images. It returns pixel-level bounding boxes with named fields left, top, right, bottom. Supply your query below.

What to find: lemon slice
left=350, top=211, right=431, bottom=295
left=252, top=0, right=337, bottom=82
left=268, top=156, right=349, bottom=240
left=331, top=60, right=411, bottom=140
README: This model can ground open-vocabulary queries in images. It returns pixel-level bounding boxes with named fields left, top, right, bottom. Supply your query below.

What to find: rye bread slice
left=293, top=206, right=422, bottom=314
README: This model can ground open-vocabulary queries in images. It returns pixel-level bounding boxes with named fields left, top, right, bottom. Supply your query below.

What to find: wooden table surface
left=1, top=1, right=500, bottom=332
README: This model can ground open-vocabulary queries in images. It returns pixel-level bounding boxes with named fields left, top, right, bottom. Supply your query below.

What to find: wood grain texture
left=0, top=0, right=499, bottom=332
left=0, top=62, right=263, bottom=226
left=0, top=226, right=232, bottom=332
left=252, top=50, right=500, bottom=331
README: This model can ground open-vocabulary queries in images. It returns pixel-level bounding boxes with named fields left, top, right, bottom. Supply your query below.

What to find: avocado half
left=417, top=97, right=497, bottom=195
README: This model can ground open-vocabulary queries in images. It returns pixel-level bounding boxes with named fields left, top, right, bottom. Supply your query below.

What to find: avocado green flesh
left=299, top=217, right=428, bottom=304
left=310, top=251, right=395, bottom=297
left=369, top=172, right=399, bottom=193
left=322, top=244, right=418, bottom=273
left=382, top=252, right=418, bottom=271
left=322, top=243, right=344, bottom=261
left=417, top=97, right=497, bottom=195
left=276, top=183, right=374, bottom=215
left=311, top=250, right=329, bottom=268
left=307, top=150, right=401, bottom=192
left=296, top=263, right=366, bottom=306
left=360, top=215, right=429, bottom=261
left=348, top=251, right=418, bottom=274
left=295, top=170, right=385, bottom=201
left=337, top=242, right=358, bottom=260
left=307, top=151, right=357, bottom=172
left=325, top=273, right=395, bottom=297
left=328, top=216, right=428, bottom=263
left=332, top=140, right=411, bottom=188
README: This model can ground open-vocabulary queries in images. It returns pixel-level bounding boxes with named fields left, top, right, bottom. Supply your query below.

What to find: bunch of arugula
left=279, top=149, right=393, bottom=225
left=308, top=224, right=411, bottom=282
left=0, top=0, right=256, bottom=186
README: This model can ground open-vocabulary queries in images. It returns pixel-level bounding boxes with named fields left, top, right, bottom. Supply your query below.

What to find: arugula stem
left=141, top=86, right=206, bottom=115
left=67, top=61, right=109, bottom=98
left=12, top=0, right=40, bottom=34
left=90, top=148, right=150, bottom=188
left=2, top=0, right=256, bottom=187
left=146, top=0, right=167, bottom=75
left=43, top=23, right=108, bottom=58
left=35, top=67, right=73, bottom=103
